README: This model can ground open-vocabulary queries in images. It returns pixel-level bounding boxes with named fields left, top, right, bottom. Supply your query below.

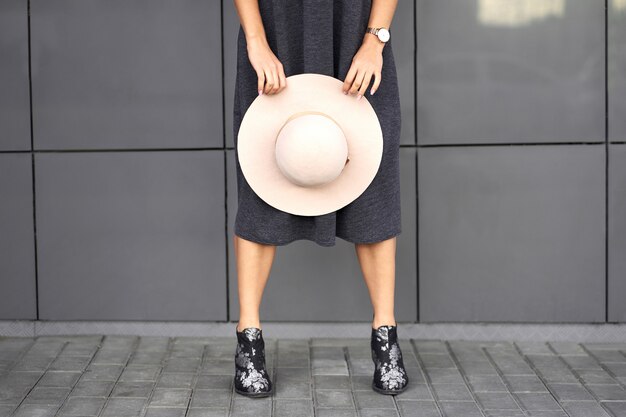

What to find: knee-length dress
left=233, top=0, right=402, bottom=247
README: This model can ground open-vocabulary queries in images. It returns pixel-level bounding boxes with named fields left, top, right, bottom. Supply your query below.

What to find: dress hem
left=234, top=228, right=401, bottom=248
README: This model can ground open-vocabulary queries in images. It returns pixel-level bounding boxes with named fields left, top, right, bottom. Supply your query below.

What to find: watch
left=366, top=27, right=390, bottom=43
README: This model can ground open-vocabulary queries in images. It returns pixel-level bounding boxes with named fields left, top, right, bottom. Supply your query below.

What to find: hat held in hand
left=237, top=73, right=383, bottom=216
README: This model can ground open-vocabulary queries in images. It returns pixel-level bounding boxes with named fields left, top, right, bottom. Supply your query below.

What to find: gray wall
left=1, top=0, right=624, bottom=323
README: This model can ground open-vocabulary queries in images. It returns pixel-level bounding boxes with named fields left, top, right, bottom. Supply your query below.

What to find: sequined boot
left=233, top=326, right=273, bottom=397
left=371, top=323, right=409, bottom=394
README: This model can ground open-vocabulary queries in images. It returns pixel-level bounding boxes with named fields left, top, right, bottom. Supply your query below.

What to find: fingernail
left=357, top=94, right=362, bottom=100
left=343, top=90, right=348, bottom=95
left=370, top=90, right=376, bottom=95
left=258, top=89, right=263, bottom=95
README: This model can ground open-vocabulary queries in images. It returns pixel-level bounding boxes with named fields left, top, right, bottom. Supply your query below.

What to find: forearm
left=233, top=0, right=267, bottom=44
left=362, top=0, right=398, bottom=48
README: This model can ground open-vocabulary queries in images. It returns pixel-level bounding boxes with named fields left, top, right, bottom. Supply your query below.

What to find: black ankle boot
left=234, top=326, right=273, bottom=397
left=371, top=324, right=409, bottom=394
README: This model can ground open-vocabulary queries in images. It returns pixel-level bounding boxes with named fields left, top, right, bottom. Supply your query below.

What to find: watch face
left=377, top=28, right=390, bottom=42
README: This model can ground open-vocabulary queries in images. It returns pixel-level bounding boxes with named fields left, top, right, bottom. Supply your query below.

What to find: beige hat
left=237, top=73, right=383, bottom=216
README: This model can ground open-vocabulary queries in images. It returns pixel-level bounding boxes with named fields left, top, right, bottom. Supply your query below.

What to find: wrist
left=246, top=33, right=268, bottom=45
left=362, top=33, right=386, bottom=50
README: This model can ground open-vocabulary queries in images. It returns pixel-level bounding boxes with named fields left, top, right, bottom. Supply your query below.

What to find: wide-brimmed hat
left=237, top=73, right=383, bottom=216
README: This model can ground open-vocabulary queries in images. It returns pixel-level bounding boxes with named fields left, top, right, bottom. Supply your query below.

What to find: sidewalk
left=1, top=335, right=626, bottom=417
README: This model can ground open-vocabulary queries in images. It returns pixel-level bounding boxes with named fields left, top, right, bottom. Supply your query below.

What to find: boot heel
left=234, top=326, right=273, bottom=397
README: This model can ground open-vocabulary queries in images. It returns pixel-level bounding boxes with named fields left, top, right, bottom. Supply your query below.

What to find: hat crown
left=274, top=112, right=349, bottom=188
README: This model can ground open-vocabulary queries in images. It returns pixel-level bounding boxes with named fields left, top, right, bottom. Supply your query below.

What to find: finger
left=263, top=67, right=275, bottom=95
left=342, top=64, right=358, bottom=94
left=349, top=69, right=366, bottom=95
left=256, top=69, right=265, bottom=95
left=270, top=65, right=280, bottom=94
left=370, top=71, right=381, bottom=95
left=358, top=71, right=372, bottom=98
left=277, top=62, right=287, bottom=93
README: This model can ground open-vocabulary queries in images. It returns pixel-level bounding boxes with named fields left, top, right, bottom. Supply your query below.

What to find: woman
left=232, top=0, right=408, bottom=397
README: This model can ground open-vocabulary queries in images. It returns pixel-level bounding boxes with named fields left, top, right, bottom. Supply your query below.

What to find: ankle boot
left=233, top=326, right=273, bottom=397
left=371, top=323, right=409, bottom=394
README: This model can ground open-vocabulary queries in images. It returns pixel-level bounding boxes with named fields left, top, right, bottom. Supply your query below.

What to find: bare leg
left=355, top=236, right=398, bottom=329
left=233, top=234, right=276, bottom=332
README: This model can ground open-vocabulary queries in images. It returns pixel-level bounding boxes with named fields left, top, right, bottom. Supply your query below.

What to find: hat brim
left=237, top=73, right=383, bottom=216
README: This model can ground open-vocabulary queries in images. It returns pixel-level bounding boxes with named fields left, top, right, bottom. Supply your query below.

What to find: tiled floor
left=1, top=335, right=626, bottom=417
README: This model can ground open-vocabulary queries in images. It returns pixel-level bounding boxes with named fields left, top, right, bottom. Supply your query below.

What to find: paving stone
left=515, top=392, right=563, bottom=411
left=156, top=372, right=195, bottom=388
left=396, top=400, right=440, bottom=417
left=166, top=357, right=202, bottom=373
left=424, top=368, right=465, bottom=384
left=515, top=342, right=553, bottom=355
left=91, top=349, right=132, bottom=365
left=539, top=370, right=580, bottom=384
left=545, top=383, right=594, bottom=401
left=0, top=382, right=31, bottom=405
left=128, top=352, right=168, bottom=366
left=350, top=375, right=373, bottom=391
left=474, top=391, right=520, bottom=410
left=143, top=407, right=187, bottom=417
left=189, top=389, right=231, bottom=408
left=547, top=342, right=586, bottom=355
left=56, top=396, right=106, bottom=416
left=195, top=374, right=233, bottom=390
left=586, top=350, right=626, bottom=363
left=604, top=362, right=626, bottom=377
left=430, top=383, right=474, bottom=401
left=23, top=386, right=72, bottom=406
left=576, top=369, right=617, bottom=384
left=349, top=358, right=374, bottom=376
left=70, top=380, right=115, bottom=396
left=275, top=379, right=311, bottom=399
left=359, top=408, right=400, bottom=417
left=0, top=405, right=15, bottom=417
left=313, top=375, right=351, bottom=390
left=585, top=383, right=626, bottom=401
left=274, top=399, right=313, bottom=417
left=314, top=389, right=353, bottom=408
left=11, top=403, right=58, bottom=417
left=505, top=375, right=549, bottom=392
left=560, top=355, right=603, bottom=370
left=187, top=408, right=229, bottom=417
left=230, top=395, right=272, bottom=417
left=99, top=397, right=147, bottom=417
left=277, top=353, right=310, bottom=368
left=439, top=400, right=482, bottom=417
left=560, top=401, right=612, bottom=417
left=465, top=374, right=508, bottom=392
left=419, top=353, right=456, bottom=368
left=413, top=340, right=448, bottom=353
left=315, top=408, right=357, bottom=417
left=148, top=387, right=191, bottom=407
left=483, top=410, right=525, bottom=417
left=353, top=389, right=395, bottom=409
left=460, top=362, right=500, bottom=375
left=48, top=356, right=93, bottom=372
left=81, top=364, right=124, bottom=381
left=601, top=401, right=626, bottom=417
left=118, top=365, right=162, bottom=382
left=405, top=366, right=426, bottom=383
left=37, top=370, right=82, bottom=387
left=110, top=380, right=154, bottom=398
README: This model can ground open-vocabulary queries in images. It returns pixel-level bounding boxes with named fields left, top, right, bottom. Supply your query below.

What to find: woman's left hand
left=342, top=35, right=385, bottom=99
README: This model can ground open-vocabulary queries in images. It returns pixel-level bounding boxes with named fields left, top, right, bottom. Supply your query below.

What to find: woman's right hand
left=246, top=36, right=287, bottom=96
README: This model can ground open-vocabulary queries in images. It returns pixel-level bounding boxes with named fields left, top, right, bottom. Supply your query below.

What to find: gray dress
left=233, top=0, right=401, bottom=247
